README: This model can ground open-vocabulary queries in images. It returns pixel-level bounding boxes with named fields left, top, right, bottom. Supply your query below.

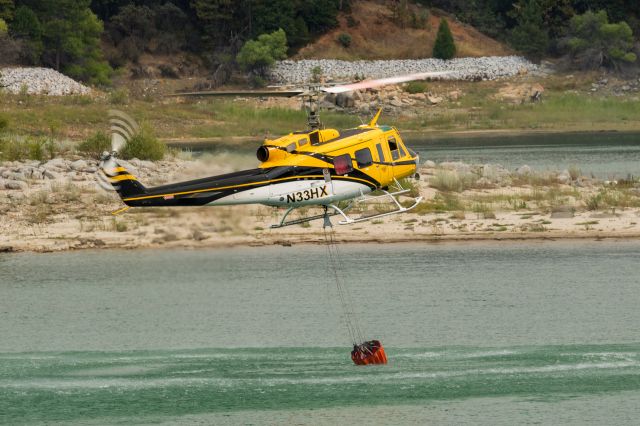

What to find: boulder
left=448, top=90, right=462, bottom=101
left=43, top=170, right=61, bottom=180
left=336, top=93, right=355, bottom=108
left=516, top=165, right=532, bottom=176
left=557, top=170, right=572, bottom=185
left=427, top=95, right=443, bottom=105
left=4, top=180, right=27, bottom=190
left=7, top=172, right=26, bottom=181
left=440, top=161, right=472, bottom=174
left=70, top=160, right=88, bottom=171
left=481, top=164, right=510, bottom=183
left=44, top=158, right=69, bottom=171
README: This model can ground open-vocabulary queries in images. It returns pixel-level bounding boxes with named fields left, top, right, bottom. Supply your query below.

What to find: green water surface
left=1, top=241, right=639, bottom=424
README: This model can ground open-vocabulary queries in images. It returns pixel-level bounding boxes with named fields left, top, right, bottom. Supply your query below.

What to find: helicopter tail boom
left=98, top=158, right=147, bottom=204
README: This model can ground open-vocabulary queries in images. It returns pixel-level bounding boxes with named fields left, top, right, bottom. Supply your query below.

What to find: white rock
left=270, top=56, right=539, bottom=85
left=8, top=172, right=26, bottom=181
left=70, top=160, right=87, bottom=171
left=423, top=160, right=436, bottom=168
left=439, top=161, right=471, bottom=174
left=0, top=67, right=91, bottom=96
left=4, top=180, right=27, bottom=190
left=44, top=158, right=69, bottom=170
left=557, top=170, right=572, bottom=184
left=516, top=165, right=532, bottom=175
left=43, top=170, right=60, bottom=180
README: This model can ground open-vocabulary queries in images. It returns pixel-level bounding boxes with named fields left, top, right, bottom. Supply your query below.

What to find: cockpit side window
left=355, top=148, right=373, bottom=168
left=388, top=136, right=400, bottom=161
left=376, top=143, right=386, bottom=163
left=333, top=153, right=353, bottom=175
left=298, top=138, right=308, bottom=147
left=310, top=131, right=321, bottom=145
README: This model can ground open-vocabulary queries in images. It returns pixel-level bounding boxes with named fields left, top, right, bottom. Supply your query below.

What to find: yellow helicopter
left=99, top=72, right=447, bottom=227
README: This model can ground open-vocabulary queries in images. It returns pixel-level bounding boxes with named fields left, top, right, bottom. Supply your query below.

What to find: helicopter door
left=374, top=140, right=392, bottom=186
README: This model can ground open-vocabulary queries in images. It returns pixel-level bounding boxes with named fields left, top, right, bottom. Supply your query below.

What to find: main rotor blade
left=322, top=71, right=453, bottom=94
left=168, top=90, right=305, bottom=98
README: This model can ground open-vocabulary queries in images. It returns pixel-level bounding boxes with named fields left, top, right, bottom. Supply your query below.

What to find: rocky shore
left=0, top=67, right=91, bottom=96
left=1, top=155, right=639, bottom=253
left=271, top=56, right=539, bottom=84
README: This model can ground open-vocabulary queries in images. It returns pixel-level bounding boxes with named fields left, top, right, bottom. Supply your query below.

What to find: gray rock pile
left=0, top=157, right=190, bottom=192
left=271, top=56, right=538, bottom=84
left=0, top=67, right=91, bottom=96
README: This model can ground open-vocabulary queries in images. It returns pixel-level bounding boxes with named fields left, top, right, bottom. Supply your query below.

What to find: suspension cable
left=322, top=224, right=364, bottom=345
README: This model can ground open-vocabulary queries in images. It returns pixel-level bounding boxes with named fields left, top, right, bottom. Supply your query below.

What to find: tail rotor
left=96, top=110, right=145, bottom=199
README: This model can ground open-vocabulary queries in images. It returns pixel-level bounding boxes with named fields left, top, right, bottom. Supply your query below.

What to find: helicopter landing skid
left=269, top=203, right=353, bottom=229
left=269, top=179, right=422, bottom=228
left=335, top=186, right=422, bottom=225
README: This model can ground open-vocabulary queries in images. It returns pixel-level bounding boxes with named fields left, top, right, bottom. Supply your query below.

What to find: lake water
left=409, top=132, right=640, bottom=179
left=1, top=241, right=640, bottom=424
left=175, top=131, right=640, bottom=179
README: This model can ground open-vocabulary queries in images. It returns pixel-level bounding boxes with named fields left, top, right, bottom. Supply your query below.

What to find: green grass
left=0, top=95, right=361, bottom=142
left=4, top=85, right=640, bottom=145
left=397, top=92, right=640, bottom=132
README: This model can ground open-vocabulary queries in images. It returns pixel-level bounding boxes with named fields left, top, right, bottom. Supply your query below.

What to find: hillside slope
left=296, top=1, right=512, bottom=60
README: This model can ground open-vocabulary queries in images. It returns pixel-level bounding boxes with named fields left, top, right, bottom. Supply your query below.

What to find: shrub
left=430, top=170, right=476, bottom=192
left=0, top=136, right=48, bottom=161
left=585, top=193, right=602, bottom=210
left=249, top=75, right=267, bottom=88
left=560, top=10, right=636, bottom=70
left=236, top=29, right=288, bottom=76
left=78, top=131, right=111, bottom=158
left=27, top=138, right=46, bottom=161
left=411, top=9, right=429, bottom=29
left=0, top=114, right=8, bottom=132
left=568, top=165, right=581, bottom=180
left=120, top=126, right=165, bottom=161
left=337, top=32, right=352, bottom=48
left=404, top=81, right=427, bottom=94
left=311, top=66, right=323, bottom=83
left=109, top=88, right=129, bottom=105
left=433, top=18, right=456, bottom=60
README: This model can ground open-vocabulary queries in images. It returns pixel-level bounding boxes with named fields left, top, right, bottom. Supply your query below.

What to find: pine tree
left=432, top=18, right=456, bottom=60
left=509, top=0, right=549, bottom=60
left=0, top=0, right=13, bottom=21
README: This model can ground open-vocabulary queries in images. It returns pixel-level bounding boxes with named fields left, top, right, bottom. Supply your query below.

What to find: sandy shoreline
left=1, top=156, right=639, bottom=253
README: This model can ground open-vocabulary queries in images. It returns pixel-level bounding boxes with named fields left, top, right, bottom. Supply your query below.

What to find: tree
left=509, top=0, right=549, bottom=60
left=0, top=0, right=13, bottom=20
left=10, top=5, right=43, bottom=64
left=13, top=1, right=112, bottom=84
left=236, top=28, right=287, bottom=76
left=432, top=18, right=456, bottom=60
left=190, top=0, right=239, bottom=47
left=561, top=10, right=636, bottom=70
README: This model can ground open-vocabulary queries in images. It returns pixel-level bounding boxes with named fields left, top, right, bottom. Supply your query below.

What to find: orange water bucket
left=351, top=340, right=388, bottom=365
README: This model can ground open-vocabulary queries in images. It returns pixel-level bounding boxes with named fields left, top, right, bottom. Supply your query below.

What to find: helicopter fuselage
left=102, top=124, right=418, bottom=209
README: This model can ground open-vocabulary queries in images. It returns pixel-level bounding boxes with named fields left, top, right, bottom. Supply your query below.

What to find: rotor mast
left=303, top=88, right=322, bottom=131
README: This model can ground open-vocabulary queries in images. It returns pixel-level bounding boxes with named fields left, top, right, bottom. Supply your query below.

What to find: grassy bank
left=2, top=74, right=640, bottom=145
left=0, top=95, right=361, bottom=142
